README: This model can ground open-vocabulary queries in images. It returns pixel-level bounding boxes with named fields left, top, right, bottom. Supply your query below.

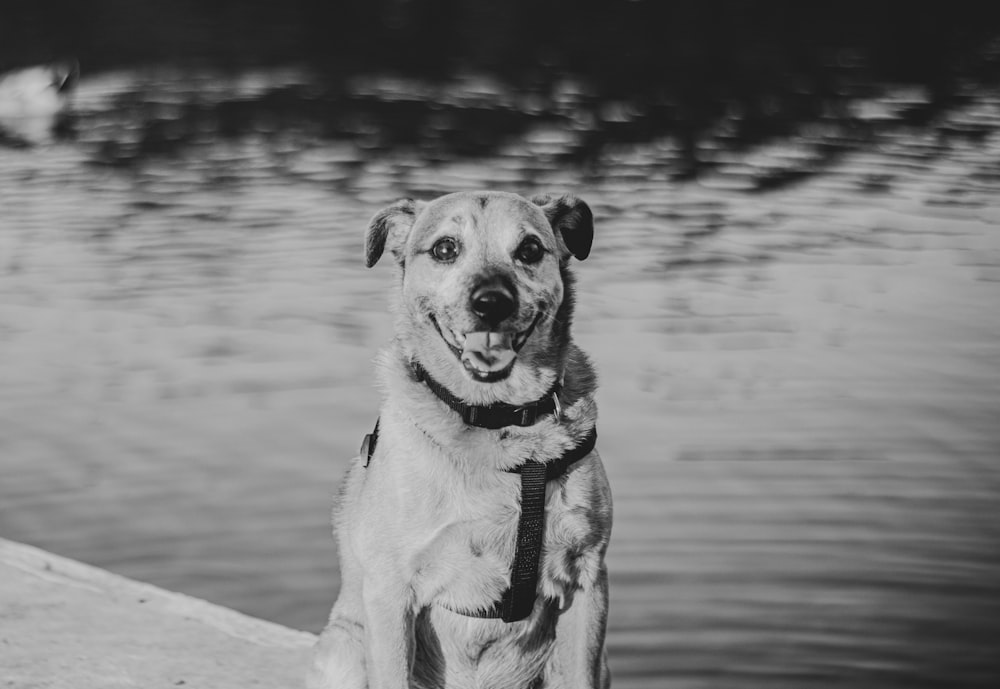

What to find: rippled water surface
left=2, top=69, right=1000, bottom=687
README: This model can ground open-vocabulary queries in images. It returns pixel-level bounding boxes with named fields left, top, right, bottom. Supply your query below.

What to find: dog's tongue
left=461, top=331, right=516, bottom=373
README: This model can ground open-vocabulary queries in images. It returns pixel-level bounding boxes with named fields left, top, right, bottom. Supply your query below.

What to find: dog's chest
left=409, top=467, right=601, bottom=613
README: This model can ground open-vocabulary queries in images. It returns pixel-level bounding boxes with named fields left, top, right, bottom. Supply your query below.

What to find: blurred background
left=2, top=1, right=1000, bottom=686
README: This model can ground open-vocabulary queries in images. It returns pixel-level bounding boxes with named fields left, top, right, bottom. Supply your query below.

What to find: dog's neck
left=409, top=360, right=563, bottom=429
left=373, top=344, right=597, bottom=473
left=376, top=340, right=597, bottom=425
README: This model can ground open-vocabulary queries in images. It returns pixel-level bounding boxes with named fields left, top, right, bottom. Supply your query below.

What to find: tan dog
left=307, top=191, right=612, bottom=689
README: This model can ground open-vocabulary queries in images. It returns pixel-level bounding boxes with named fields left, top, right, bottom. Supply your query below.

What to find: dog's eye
left=431, top=237, right=459, bottom=262
left=515, top=237, right=545, bottom=264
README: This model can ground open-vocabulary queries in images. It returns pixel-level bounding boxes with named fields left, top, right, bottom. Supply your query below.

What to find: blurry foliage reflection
left=3, top=1, right=1000, bottom=178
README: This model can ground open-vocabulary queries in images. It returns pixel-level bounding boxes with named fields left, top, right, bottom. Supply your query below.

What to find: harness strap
left=360, top=419, right=379, bottom=468
left=470, top=427, right=599, bottom=622
left=499, top=458, right=548, bottom=621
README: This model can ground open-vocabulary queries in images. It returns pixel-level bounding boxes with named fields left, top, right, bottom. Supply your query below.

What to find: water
left=2, top=67, right=1000, bottom=687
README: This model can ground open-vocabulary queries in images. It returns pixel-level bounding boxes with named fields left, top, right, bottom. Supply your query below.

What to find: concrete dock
left=0, top=538, right=315, bottom=688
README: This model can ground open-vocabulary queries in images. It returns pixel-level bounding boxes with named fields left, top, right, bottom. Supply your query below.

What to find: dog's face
left=365, top=191, right=593, bottom=401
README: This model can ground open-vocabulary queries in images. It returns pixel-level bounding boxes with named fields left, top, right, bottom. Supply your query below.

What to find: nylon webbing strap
left=410, top=361, right=560, bottom=429
left=360, top=419, right=379, bottom=467
left=500, top=459, right=548, bottom=622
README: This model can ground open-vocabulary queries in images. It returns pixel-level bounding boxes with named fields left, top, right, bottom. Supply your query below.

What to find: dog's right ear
left=364, top=198, right=422, bottom=267
left=531, top=193, right=594, bottom=261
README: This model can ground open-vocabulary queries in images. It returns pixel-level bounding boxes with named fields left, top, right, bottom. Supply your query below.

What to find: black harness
left=359, top=362, right=598, bottom=623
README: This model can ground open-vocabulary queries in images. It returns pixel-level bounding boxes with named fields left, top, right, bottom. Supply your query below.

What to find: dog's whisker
left=538, top=311, right=568, bottom=329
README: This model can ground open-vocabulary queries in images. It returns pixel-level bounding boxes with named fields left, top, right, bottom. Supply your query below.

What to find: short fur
left=307, top=191, right=612, bottom=689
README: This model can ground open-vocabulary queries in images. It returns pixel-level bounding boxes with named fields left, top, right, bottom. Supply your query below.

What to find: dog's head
left=365, top=191, right=593, bottom=403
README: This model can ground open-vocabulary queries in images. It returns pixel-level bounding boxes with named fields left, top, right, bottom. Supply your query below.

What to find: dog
left=306, top=191, right=612, bottom=689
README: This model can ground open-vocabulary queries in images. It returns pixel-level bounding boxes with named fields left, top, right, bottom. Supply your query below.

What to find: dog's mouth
left=429, top=313, right=542, bottom=382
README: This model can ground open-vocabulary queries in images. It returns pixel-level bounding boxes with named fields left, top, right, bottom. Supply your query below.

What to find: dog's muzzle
left=429, top=313, right=542, bottom=382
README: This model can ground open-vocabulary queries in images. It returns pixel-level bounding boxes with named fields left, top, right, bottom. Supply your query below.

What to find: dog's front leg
left=362, top=579, right=416, bottom=689
left=546, top=563, right=611, bottom=689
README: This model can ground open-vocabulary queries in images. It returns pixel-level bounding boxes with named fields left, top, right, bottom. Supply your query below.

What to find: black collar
left=410, top=361, right=562, bottom=429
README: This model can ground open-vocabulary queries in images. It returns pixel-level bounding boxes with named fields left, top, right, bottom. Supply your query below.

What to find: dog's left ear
left=365, top=198, right=423, bottom=267
left=531, top=194, right=594, bottom=261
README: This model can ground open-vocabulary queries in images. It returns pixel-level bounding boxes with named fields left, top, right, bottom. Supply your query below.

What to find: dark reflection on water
left=3, top=6, right=1000, bottom=688
left=39, top=67, right=1000, bottom=196
left=6, top=2, right=1000, bottom=179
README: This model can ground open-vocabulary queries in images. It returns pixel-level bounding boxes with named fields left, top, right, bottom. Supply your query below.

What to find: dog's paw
left=306, top=621, right=367, bottom=689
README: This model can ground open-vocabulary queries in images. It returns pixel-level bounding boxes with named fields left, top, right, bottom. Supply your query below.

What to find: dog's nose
left=470, top=285, right=516, bottom=326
